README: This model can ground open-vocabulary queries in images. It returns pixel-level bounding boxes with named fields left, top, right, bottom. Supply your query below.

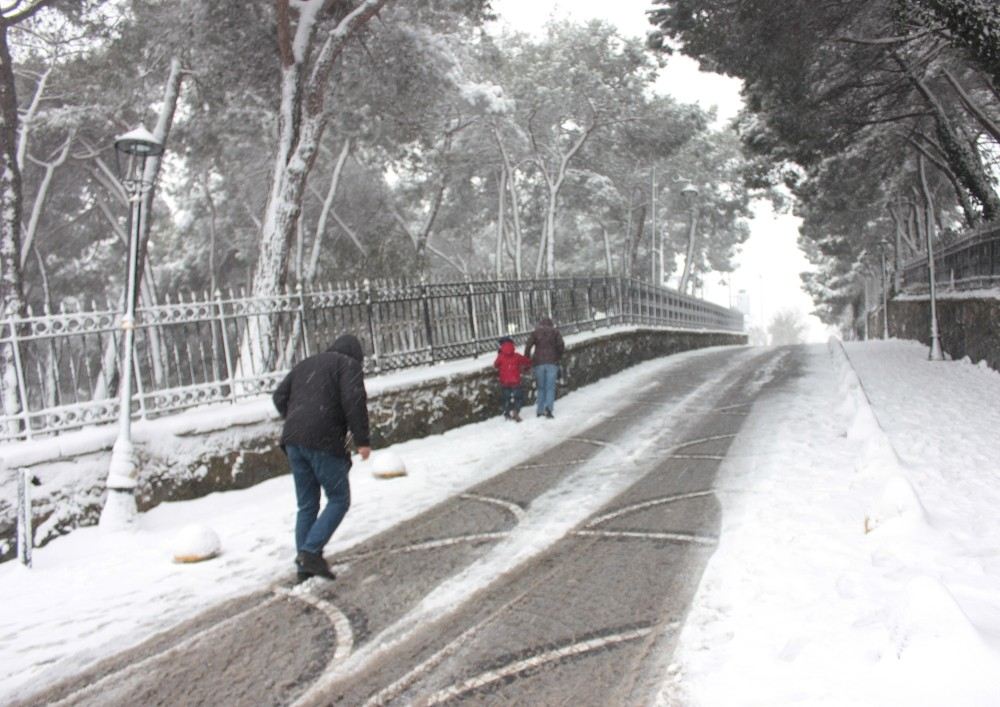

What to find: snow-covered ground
left=661, top=339, right=1000, bottom=706
left=2, top=339, right=999, bottom=704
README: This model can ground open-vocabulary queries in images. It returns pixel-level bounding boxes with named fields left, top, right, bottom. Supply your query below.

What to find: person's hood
left=328, top=334, right=364, bottom=363
left=499, top=340, right=516, bottom=355
left=539, top=317, right=554, bottom=327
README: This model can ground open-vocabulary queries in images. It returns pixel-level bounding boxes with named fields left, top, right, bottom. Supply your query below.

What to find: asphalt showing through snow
left=19, top=346, right=798, bottom=707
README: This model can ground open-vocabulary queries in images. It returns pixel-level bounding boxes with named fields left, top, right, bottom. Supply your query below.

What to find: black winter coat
left=525, top=318, right=565, bottom=365
left=272, top=334, right=370, bottom=459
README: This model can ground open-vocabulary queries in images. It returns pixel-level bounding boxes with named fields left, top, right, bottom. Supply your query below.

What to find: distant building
left=736, top=289, right=751, bottom=316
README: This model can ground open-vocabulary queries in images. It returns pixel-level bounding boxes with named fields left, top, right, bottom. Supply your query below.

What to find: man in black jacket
left=273, top=334, right=371, bottom=580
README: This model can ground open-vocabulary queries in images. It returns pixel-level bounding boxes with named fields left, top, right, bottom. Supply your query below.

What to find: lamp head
left=114, top=125, right=163, bottom=188
left=114, top=125, right=163, bottom=157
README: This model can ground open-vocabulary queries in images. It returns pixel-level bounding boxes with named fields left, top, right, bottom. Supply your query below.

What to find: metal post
left=420, top=278, right=434, bottom=362
left=297, top=282, right=312, bottom=358
left=101, top=185, right=143, bottom=529
left=17, top=468, right=35, bottom=567
left=585, top=278, right=594, bottom=331
left=650, top=166, right=657, bottom=284
left=465, top=278, right=478, bottom=357
left=926, top=225, right=944, bottom=360
left=101, top=128, right=162, bottom=529
left=215, top=289, right=238, bottom=402
left=499, top=283, right=510, bottom=335
left=132, top=346, right=148, bottom=420
left=863, top=276, right=870, bottom=341
left=363, top=279, right=381, bottom=372
left=881, top=248, right=890, bottom=339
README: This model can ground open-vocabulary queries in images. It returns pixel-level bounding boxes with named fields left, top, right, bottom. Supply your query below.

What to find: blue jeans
left=533, top=364, right=559, bottom=415
left=286, top=444, right=351, bottom=556
left=501, top=385, right=524, bottom=416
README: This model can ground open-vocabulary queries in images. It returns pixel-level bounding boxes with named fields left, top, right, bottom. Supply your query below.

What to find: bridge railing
left=0, top=275, right=743, bottom=442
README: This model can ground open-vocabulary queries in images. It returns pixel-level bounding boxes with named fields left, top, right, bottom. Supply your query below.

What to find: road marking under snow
left=337, top=533, right=510, bottom=563
left=422, top=626, right=654, bottom=705
left=513, top=458, right=593, bottom=470
left=279, top=586, right=355, bottom=707
left=459, top=493, right=527, bottom=522
left=671, top=434, right=737, bottom=451
left=584, top=491, right=715, bottom=527
left=569, top=436, right=627, bottom=452
left=49, top=595, right=279, bottom=707
left=573, top=529, right=717, bottom=545
left=668, top=453, right=726, bottom=461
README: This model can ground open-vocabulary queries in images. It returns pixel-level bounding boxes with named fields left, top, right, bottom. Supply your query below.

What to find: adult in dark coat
left=524, top=317, right=565, bottom=418
left=273, top=334, right=371, bottom=580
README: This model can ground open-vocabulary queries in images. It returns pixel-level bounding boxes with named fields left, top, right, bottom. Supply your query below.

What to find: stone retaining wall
left=0, top=328, right=745, bottom=562
left=875, top=297, right=1000, bottom=371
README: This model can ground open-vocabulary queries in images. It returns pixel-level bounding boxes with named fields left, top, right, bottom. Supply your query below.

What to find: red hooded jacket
left=494, top=340, right=532, bottom=387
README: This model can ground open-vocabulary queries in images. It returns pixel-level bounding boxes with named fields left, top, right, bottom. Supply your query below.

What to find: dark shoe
left=512, top=412, right=522, bottom=422
left=545, top=409, right=554, bottom=419
left=296, top=570, right=311, bottom=584
left=296, top=550, right=335, bottom=580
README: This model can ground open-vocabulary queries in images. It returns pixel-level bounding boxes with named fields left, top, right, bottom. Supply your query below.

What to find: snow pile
left=827, top=337, right=926, bottom=531
left=662, top=340, right=1000, bottom=706
left=172, top=524, right=221, bottom=563
left=368, top=451, right=408, bottom=479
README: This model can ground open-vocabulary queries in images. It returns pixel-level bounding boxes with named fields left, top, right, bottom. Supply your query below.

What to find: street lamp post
left=924, top=212, right=944, bottom=361
left=680, top=182, right=699, bottom=292
left=99, top=126, right=163, bottom=529
left=880, top=244, right=890, bottom=339
left=650, top=165, right=657, bottom=285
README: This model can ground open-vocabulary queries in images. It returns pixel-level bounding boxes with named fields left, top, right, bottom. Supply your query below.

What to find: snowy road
left=17, top=345, right=794, bottom=707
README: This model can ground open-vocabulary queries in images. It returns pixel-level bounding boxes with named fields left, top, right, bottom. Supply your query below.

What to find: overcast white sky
left=489, top=0, right=833, bottom=342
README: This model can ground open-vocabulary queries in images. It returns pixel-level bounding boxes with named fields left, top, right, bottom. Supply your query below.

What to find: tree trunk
left=528, top=123, right=594, bottom=278
left=305, top=138, right=351, bottom=286
left=943, top=69, right=1000, bottom=145
left=908, top=133, right=977, bottom=227
left=495, top=167, right=506, bottom=277
left=492, top=124, right=525, bottom=277
left=131, top=57, right=183, bottom=312
left=0, top=25, right=27, bottom=427
left=902, top=57, right=1000, bottom=221
left=602, top=226, right=613, bottom=275
left=627, top=204, right=646, bottom=278
left=246, top=0, right=390, bottom=375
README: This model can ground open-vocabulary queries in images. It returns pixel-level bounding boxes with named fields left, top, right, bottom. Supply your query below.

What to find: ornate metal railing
left=900, top=221, right=1000, bottom=293
left=0, top=275, right=743, bottom=442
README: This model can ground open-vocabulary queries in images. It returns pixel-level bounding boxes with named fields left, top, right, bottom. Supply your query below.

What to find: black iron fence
left=0, top=275, right=743, bottom=442
left=900, top=222, right=1000, bottom=293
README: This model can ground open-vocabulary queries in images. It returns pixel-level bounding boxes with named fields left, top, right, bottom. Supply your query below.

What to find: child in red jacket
left=494, top=337, right=532, bottom=422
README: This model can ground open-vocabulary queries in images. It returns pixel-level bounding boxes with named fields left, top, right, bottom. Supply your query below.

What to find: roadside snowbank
left=661, top=340, right=1000, bottom=706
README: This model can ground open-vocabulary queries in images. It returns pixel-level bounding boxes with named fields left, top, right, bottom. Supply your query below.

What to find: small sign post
left=17, top=468, right=33, bottom=568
